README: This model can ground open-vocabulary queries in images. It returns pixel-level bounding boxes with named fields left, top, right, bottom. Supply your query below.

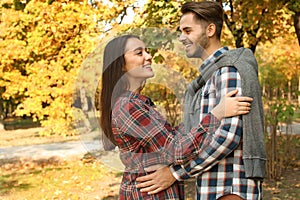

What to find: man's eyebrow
left=182, top=27, right=191, bottom=31
left=177, top=26, right=192, bottom=32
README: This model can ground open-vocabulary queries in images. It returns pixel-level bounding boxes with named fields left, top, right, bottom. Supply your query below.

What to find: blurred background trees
left=0, top=0, right=299, bottom=180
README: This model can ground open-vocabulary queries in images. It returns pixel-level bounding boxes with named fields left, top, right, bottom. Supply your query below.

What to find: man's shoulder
left=228, top=47, right=254, bottom=60
left=215, top=47, right=257, bottom=72
left=218, top=47, right=253, bottom=63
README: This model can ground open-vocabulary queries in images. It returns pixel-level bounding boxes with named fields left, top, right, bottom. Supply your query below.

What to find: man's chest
left=195, top=79, right=219, bottom=117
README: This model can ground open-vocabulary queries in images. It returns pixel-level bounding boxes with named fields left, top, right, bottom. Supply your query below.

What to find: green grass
left=0, top=125, right=299, bottom=200
left=0, top=158, right=122, bottom=200
left=293, top=109, right=300, bottom=122
left=2, top=118, right=41, bottom=130
left=1, top=157, right=299, bottom=200
left=263, top=171, right=300, bottom=200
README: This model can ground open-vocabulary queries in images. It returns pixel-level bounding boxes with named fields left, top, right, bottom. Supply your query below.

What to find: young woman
left=99, top=35, right=253, bottom=200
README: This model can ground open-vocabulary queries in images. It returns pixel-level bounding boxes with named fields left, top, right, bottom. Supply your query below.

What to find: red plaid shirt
left=112, top=91, right=219, bottom=200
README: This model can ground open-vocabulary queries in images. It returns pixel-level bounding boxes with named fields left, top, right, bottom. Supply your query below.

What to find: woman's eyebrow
left=126, top=46, right=144, bottom=52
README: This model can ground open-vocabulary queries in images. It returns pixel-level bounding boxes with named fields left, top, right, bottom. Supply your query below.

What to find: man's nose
left=178, top=33, right=186, bottom=42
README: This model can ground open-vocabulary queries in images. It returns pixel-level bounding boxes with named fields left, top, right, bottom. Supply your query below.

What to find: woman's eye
left=137, top=51, right=143, bottom=55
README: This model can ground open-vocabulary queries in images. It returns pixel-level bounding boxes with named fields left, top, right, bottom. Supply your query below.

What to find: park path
left=0, top=123, right=298, bottom=169
left=0, top=125, right=102, bottom=162
left=0, top=131, right=125, bottom=171
left=0, top=125, right=99, bottom=161
left=0, top=141, right=91, bottom=161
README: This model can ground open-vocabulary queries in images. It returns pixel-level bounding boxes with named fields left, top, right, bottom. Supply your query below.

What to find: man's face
left=179, top=12, right=208, bottom=58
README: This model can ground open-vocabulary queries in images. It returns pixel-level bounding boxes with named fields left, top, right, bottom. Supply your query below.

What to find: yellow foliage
left=0, top=0, right=124, bottom=135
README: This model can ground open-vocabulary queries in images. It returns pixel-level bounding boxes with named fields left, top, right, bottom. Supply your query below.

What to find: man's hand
left=136, top=166, right=176, bottom=194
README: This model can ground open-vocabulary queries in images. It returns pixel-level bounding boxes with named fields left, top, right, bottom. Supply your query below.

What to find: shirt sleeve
left=170, top=66, right=243, bottom=181
left=115, top=97, right=221, bottom=172
left=164, top=112, right=221, bottom=165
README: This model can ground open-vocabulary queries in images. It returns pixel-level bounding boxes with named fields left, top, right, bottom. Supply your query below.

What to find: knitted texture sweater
left=184, top=47, right=267, bottom=179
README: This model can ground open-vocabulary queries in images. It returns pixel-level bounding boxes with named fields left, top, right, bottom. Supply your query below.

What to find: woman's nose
left=145, top=51, right=152, bottom=60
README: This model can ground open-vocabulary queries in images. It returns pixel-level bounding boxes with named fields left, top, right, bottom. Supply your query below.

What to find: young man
left=136, top=1, right=267, bottom=200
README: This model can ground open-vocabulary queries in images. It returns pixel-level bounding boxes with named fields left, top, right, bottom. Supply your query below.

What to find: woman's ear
left=206, top=23, right=216, bottom=38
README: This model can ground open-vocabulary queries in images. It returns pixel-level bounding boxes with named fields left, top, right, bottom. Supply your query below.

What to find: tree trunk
left=294, top=12, right=300, bottom=46
left=298, top=75, right=300, bottom=106
left=0, top=100, right=3, bottom=120
left=288, top=80, right=291, bottom=103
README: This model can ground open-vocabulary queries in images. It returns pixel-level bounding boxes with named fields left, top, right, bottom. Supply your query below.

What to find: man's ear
left=206, top=23, right=216, bottom=38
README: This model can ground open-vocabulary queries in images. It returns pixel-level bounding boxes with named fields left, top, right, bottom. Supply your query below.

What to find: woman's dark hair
left=181, top=1, right=224, bottom=39
left=99, top=34, right=139, bottom=150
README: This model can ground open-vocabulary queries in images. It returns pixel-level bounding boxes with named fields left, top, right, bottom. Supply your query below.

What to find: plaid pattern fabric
left=112, top=91, right=220, bottom=200
left=170, top=47, right=263, bottom=200
left=118, top=172, right=184, bottom=200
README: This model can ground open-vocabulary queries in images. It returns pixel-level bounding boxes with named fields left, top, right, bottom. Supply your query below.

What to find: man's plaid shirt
left=170, top=47, right=263, bottom=200
left=112, top=91, right=219, bottom=200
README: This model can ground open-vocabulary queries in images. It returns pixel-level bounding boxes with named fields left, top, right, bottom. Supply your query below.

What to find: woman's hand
left=211, top=89, right=253, bottom=120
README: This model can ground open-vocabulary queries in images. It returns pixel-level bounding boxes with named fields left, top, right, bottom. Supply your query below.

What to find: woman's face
left=123, top=38, right=154, bottom=84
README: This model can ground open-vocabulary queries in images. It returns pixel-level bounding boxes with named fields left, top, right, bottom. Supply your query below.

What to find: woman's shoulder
left=113, top=93, right=145, bottom=113
left=118, top=91, right=152, bottom=106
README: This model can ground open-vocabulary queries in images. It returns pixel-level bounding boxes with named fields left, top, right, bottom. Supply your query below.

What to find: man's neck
left=201, top=41, right=222, bottom=60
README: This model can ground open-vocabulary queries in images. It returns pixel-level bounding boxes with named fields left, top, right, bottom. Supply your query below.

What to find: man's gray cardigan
left=184, top=47, right=267, bottom=179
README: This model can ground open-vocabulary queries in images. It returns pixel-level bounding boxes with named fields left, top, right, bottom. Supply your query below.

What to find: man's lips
left=185, top=44, right=192, bottom=48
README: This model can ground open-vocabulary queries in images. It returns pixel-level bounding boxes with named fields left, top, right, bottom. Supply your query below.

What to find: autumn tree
left=0, top=0, right=130, bottom=135
left=286, top=0, right=300, bottom=45
left=1, top=0, right=299, bottom=138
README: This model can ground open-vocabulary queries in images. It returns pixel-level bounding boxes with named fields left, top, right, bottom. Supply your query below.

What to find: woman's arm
left=116, top=90, right=252, bottom=171
left=211, top=89, right=252, bottom=120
